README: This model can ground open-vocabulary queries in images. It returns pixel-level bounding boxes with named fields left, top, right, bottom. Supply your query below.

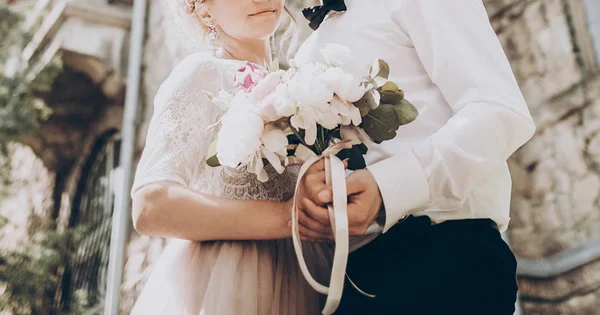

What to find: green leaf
left=370, top=59, right=390, bottom=80
left=361, top=104, right=400, bottom=143
left=378, top=82, right=405, bottom=104
left=379, top=81, right=399, bottom=92
left=354, top=91, right=378, bottom=117
left=269, top=58, right=280, bottom=72
left=205, top=140, right=221, bottom=167
left=380, top=90, right=404, bottom=105
left=393, top=98, right=419, bottom=125
left=369, top=59, right=390, bottom=87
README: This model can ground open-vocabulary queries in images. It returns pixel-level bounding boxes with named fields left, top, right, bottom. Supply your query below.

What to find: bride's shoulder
left=159, top=53, right=226, bottom=94
left=170, top=53, right=222, bottom=81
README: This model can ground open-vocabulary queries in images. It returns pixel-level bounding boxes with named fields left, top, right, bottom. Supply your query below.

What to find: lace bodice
left=131, top=53, right=298, bottom=202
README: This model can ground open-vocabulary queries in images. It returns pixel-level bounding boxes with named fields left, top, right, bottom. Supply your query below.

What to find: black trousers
left=335, top=216, right=518, bottom=315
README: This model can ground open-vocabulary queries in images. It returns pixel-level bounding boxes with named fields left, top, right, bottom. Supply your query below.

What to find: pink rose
left=234, top=61, right=267, bottom=93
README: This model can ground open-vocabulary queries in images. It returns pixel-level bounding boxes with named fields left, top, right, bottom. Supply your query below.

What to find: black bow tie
left=303, top=0, right=347, bottom=31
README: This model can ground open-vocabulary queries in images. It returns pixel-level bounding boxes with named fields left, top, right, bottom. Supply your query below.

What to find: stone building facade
left=1, top=0, right=599, bottom=314
left=485, top=0, right=600, bottom=313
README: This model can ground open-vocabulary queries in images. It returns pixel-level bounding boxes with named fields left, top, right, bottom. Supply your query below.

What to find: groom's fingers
left=345, top=172, right=366, bottom=196
left=301, top=197, right=331, bottom=225
left=299, top=225, right=331, bottom=241
left=305, top=172, right=326, bottom=190
left=298, top=207, right=332, bottom=235
left=308, top=159, right=325, bottom=172
left=316, top=188, right=333, bottom=204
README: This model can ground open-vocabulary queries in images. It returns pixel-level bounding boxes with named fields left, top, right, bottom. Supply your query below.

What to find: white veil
left=161, top=0, right=210, bottom=64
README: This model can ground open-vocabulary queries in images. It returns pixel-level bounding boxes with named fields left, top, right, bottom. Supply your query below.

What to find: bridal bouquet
left=205, top=43, right=417, bottom=314
left=205, top=43, right=417, bottom=178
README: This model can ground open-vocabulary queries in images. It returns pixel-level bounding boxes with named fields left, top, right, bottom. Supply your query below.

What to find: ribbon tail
left=320, top=155, right=349, bottom=315
left=290, top=145, right=371, bottom=315
left=291, top=156, right=330, bottom=295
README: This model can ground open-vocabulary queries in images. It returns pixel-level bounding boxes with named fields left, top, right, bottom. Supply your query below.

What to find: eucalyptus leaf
left=206, top=140, right=221, bottom=167
left=362, top=104, right=400, bottom=143
left=393, top=98, right=419, bottom=125
left=380, top=90, right=404, bottom=104
left=369, top=59, right=390, bottom=80
left=369, top=60, right=390, bottom=87
left=379, top=81, right=399, bottom=92
left=354, top=90, right=379, bottom=116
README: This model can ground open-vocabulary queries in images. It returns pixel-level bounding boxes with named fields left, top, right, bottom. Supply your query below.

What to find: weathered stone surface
left=520, top=259, right=600, bottom=314
left=0, top=145, right=54, bottom=252
left=492, top=0, right=600, bottom=313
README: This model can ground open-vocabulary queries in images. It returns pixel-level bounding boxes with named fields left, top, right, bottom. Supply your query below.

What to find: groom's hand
left=316, top=169, right=383, bottom=236
left=295, top=159, right=349, bottom=242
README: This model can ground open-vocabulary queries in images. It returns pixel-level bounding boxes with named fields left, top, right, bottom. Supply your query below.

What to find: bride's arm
left=130, top=54, right=291, bottom=241
left=132, top=182, right=291, bottom=241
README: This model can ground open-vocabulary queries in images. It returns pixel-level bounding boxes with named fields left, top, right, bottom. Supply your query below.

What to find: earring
left=206, top=22, right=221, bottom=57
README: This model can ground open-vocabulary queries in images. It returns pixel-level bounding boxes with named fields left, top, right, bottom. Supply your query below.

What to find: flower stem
left=289, top=124, right=312, bottom=152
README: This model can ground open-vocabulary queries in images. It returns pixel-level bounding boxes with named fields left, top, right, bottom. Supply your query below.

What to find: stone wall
left=484, top=0, right=600, bottom=313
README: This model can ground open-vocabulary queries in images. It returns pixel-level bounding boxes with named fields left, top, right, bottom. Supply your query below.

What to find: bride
left=129, top=0, right=333, bottom=314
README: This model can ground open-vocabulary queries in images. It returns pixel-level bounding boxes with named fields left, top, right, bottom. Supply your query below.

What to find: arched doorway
left=60, top=131, right=121, bottom=313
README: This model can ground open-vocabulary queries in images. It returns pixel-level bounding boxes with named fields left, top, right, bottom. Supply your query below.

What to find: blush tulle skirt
left=130, top=238, right=333, bottom=315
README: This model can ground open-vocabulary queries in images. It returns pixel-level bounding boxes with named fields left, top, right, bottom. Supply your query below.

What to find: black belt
left=437, top=217, right=499, bottom=231
left=389, top=215, right=499, bottom=239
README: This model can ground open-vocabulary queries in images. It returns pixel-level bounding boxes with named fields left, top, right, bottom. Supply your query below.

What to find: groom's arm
left=365, top=0, right=535, bottom=233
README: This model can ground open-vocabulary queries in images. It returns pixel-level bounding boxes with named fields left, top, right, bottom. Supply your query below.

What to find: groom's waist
left=387, top=215, right=500, bottom=241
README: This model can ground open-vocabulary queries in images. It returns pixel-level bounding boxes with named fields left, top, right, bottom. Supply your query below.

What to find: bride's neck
left=220, top=35, right=272, bottom=65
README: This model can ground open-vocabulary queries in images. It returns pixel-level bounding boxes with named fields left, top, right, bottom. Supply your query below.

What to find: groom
left=295, top=0, right=535, bottom=314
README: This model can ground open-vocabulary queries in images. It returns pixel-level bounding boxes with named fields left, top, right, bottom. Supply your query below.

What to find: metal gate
left=61, top=132, right=121, bottom=314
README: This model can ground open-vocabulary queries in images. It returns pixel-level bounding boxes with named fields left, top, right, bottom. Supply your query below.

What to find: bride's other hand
left=294, top=159, right=348, bottom=242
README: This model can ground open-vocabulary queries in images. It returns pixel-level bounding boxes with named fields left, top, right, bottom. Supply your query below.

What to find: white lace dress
left=130, top=53, right=332, bottom=315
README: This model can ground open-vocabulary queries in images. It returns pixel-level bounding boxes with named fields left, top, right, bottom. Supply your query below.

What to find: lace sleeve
left=131, top=53, right=222, bottom=197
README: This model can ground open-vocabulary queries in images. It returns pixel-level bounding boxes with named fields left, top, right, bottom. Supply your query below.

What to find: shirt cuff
left=366, top=151, right=430, bottom=233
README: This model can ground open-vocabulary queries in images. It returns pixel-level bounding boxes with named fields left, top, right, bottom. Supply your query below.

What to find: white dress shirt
left=295, top=0, right=536, bottom=235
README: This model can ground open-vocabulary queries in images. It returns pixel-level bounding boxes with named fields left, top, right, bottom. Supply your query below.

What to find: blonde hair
left=184, top=0, right=299, bottom=59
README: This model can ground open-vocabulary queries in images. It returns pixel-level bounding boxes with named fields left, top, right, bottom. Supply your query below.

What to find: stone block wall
left=484, top=0, right=600, bottom=313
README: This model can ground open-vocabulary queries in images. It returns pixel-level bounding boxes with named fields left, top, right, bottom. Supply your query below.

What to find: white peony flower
left=290, top=106, right=318, bottom=145
left=252, top=70, right=284, bottom=102
left=256, top=83, right=298, bottom=121
left=331, top=95, right=362, bottom=126
left=320, top=43, right=353, bottom=67
left=272, top=84, right=298, bottom=117
left=319, top=67, right=366, bottom=103
left=315, top=104, right=342, bottom=130
left=260, top=125, right=288, bottom=174
left=288, top=70, right=333, bottom=106
left=216, top=92, right=264, bottom=168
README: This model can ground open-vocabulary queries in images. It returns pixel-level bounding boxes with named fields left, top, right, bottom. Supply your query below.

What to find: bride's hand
left=293, top=159, right=348, bottom=242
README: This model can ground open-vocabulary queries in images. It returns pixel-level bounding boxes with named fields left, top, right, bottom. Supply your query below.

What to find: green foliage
left=0, top=3, right=59, bottom=146
left=0, top=3, right=61, bottom=191
left=0, top=218, right=89, bottom=314
left=360, top=60, right=418, bottom=144
left=0, top=3, right=67, bottom=314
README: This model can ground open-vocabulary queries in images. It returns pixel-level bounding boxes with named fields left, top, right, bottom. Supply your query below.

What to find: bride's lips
left=249, top=8, right=277, bottom=17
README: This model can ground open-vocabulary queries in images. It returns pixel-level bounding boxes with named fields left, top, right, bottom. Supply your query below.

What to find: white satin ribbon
left=291, top=140, right=374, bottom=315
